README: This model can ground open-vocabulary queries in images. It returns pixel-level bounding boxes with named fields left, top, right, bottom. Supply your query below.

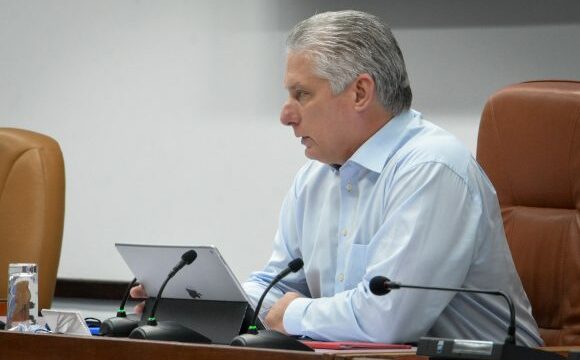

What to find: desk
left=2, top=331, right=576, bottom=360
left=0, top=331, right=424, bottom=360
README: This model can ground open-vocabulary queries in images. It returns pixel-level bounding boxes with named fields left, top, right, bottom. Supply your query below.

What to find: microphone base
left=99, top=316, right=139, bottom=337
left=417, top=337, right=565, bottom=360
left=129, top=321, right=212, bottom=344
left=230, top=330, right=313, bottom=352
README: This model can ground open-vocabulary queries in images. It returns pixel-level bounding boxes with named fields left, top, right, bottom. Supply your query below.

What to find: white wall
left=1, top=0, right=579, bottom=282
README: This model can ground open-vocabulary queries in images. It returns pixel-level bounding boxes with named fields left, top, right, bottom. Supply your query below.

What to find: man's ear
left=352, top=73, right=375, bottom=112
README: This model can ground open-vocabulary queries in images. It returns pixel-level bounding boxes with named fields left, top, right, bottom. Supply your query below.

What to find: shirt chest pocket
left=343, top=244, right=368, bottom=289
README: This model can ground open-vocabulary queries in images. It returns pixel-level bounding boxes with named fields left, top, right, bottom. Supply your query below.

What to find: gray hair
left=286, top=10, right=412, bottom=116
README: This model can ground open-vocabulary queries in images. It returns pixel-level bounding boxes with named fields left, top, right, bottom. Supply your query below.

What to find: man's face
left=280, top=52, right=357, bottom=165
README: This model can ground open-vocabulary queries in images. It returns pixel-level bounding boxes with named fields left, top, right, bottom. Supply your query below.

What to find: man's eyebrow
left=285, top=82, right=304, bottom=91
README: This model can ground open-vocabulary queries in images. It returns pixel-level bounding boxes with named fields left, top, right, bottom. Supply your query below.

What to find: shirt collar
left=346, top=109, right=418, bottom=174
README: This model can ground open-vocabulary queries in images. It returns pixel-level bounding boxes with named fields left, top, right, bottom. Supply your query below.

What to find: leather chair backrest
left=476, top=80, right=580, bottom=346
left=0, top=128, right=65, bottom=311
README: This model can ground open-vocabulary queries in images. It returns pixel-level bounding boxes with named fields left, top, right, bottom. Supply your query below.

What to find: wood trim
left=55, top=279, right=130, bottom=300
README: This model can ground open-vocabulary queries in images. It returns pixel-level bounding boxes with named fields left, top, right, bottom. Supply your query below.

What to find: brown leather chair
left=476, top=80, right=580, bottom=346
left=0, top=128, right=65, bottom=312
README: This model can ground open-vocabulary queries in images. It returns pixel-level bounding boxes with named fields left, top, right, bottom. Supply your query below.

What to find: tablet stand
left=143, top=297, right=261, bottom=344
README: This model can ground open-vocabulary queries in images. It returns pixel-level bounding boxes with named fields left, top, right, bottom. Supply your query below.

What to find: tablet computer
left=115, top=243, right=248, bottom=303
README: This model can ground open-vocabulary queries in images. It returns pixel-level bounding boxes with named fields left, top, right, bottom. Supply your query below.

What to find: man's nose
left=280, top=101, right=299, bottom=126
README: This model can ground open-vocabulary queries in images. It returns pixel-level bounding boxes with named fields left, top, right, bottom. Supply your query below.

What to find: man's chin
left=304, top=149, right=327, bottom=164
left=304, top=148, right=317, bottom=160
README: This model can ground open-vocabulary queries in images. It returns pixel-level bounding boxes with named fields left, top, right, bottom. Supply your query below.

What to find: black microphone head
left=181, top=250, right=197, bottom=265
left=369, top=276, right=391, bottom=296
left=288, top=258, right=304, bottom=272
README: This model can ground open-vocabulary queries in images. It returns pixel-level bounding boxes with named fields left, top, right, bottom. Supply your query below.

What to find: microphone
left=369, top=276, right=564, bottom=360
left=146, top=249, right=198, bottom=325
left=247, top=258, right=304, bottom=334
left=99, top=278, right=140, bottom=337
left=230, top=258, right=313, bottom=352
left=128, top=250, right=211, bottom=343
left=370, top=276, right=516, bottom=345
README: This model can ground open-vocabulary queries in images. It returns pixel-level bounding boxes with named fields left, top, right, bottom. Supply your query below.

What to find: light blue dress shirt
left=243, top=110, right=543, bottom=346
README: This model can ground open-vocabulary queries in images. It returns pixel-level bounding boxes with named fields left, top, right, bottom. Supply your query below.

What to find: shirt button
left=346, top=183, right=353, bottom=192
left=342, top=229, right=348, bottom=237
left=338, top=273, right=344, bottom=282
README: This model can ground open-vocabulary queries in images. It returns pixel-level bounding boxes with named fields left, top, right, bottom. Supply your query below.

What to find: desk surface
left=0, top=331, right=425, bottom=360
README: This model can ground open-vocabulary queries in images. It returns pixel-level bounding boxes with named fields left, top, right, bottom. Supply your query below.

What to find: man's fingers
left=129, top=284, right=147, bottom=299
left=133, top=300, right=146, bottom=315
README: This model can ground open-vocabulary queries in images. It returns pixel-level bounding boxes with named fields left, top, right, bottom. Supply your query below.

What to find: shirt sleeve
left=242, top=175, right=311, bottom=322
left=283, top=161, right=484, bottom=342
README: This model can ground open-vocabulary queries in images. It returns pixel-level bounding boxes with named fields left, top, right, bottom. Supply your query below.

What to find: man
left=242, top=10, right=543, bottom=346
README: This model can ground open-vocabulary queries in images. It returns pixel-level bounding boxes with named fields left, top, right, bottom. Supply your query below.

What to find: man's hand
left=264, top=292, right=302, bottom=334
left=129, top=284, right=148, bottom=314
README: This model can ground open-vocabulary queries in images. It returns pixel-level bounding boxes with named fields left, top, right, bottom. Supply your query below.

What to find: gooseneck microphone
left=230, top=258, right=313, bottom=351
left=369, top=276, right=516, bottom=345
left=99, top=278, right=140, bottom=337
left=247, top=258, right=304, bottom=334
left=369, top=276, right=564, bottom=360
left=147, top=249, right=197, bottom=326
left=128, top=250, right=211, bottom=343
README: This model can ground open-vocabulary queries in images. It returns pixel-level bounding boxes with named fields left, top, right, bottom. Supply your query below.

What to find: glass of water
left=6, top=263, right=38, bottom=330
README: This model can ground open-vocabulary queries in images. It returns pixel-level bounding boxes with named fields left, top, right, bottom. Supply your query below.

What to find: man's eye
left=295, top=90, right=308, bottom=101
